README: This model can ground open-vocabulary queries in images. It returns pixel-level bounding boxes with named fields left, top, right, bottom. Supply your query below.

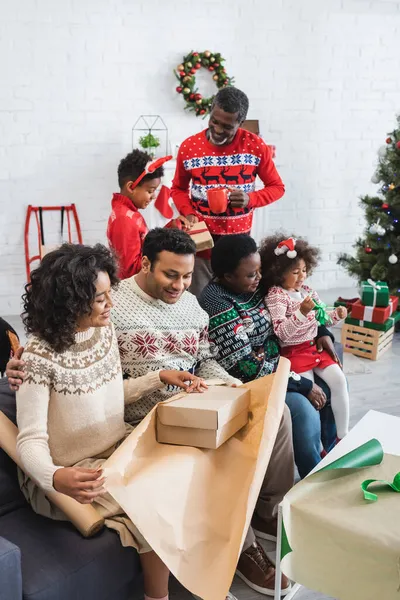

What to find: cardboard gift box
left=361, top=280, right=390, bottom=307
left=351, top=296, right=399, bottom=324
left=157, top=385, right=250, bottom=449
left=188, top=221, right=214, bottom=252
left=345, top=311, right=400, bottom=332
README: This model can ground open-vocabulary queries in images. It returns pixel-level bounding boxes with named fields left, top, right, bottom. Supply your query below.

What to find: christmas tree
left=338, top=116, right=400, bottom=299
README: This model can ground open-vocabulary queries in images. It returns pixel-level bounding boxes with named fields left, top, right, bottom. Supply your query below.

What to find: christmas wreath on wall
left=174, top=50, right=234, bottom=117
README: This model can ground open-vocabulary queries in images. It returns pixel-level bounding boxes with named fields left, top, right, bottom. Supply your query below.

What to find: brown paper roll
left=0, top=411, right=104, bottom=538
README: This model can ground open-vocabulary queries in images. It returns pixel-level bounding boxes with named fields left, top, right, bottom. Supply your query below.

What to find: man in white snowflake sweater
left=112, top=227, right=240, bottom=425
left=111, top=228, right=293, bottom=597
left=7, top=228, right=293, bottom=597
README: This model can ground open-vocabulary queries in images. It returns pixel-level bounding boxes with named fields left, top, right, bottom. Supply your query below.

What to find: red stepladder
left=24, top=204, right=83, bottom=282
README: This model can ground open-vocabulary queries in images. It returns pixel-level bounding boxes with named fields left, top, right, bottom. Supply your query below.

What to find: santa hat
left=274, top=238, right=297, bottom=259
left=155, top=185, right=174, bottom=219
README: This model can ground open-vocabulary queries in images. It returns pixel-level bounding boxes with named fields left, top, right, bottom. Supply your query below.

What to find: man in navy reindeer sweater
left=171, top=87, right=285, bottom=296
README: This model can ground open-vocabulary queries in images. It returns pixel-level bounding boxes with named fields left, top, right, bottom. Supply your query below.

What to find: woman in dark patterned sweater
left=199, top=235, right=340, bottom=477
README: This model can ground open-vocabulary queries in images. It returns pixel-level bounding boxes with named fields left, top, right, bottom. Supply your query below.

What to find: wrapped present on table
left=345, top=311, right=400, bottom=332
left=351, top=296, right=399, bottom=324
left=361, top=279, right=390, bottom=308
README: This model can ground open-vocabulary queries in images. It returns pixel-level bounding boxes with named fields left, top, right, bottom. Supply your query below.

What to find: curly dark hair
left=22, top=243, right=119, bottom=353
left=117, top=149, right=164, bottom=188
left=212, top=87, right=249, bottom=123
left=211, top=234, right=258, bottom=278
left=143, top=227, right=196, bottom=266
left=259, top=233, right=320, bottom=293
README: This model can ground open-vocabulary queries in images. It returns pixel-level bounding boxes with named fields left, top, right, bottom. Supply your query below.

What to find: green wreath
left=174, top=50, right=234, bottom=117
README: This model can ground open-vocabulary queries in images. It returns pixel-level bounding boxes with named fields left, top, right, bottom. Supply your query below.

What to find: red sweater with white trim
left=107, top=193, right=148, bottom=280
left=171, top=129, right=285, bottom=237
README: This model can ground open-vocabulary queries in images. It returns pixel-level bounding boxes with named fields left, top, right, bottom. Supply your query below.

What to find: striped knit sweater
left=112, top=276, right=240, bottom=425
left=266, top=285, right=341, bottom=347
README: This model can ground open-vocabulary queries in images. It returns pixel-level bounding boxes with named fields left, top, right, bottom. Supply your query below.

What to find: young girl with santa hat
left=260, top=234, right=350, bottom=440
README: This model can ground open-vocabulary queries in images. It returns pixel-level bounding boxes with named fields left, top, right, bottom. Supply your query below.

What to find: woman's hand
left=53, top=467, right=105, bottom=504
left=307, top=383, right=327, bottom=411
left=336, top=306, right=347, bottom=320
left=159, top=370, right=208, bottom=393
left=300, top=295, right=315, bottom=316
left=6, top=347, right=26, bottom=391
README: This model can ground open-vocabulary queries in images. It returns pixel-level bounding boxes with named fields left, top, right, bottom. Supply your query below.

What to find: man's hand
left=307, top=383, right=327, bottom=411
left=336, top=306, right=347, bottom=320
left=53, top=467, right=105, bottom=504
left=159, top=370, right=208, bottom=393
left=6, top=347, right=26, bottom=391
left=316, top=335, right=342, bottom=368
left=300, top=295, right=315, bottom=317
left=227, top=188, right=250, bottom=209
left=185, top=214, right=199, bottom=225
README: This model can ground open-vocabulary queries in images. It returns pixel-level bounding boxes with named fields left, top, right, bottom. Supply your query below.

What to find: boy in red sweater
left=107, top=150, right=189, bottom=280
left=171, top=87, right=285, bottom=296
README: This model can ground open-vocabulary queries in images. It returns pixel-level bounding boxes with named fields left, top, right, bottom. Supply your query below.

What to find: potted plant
left=139, top=132, right=161, bottom=158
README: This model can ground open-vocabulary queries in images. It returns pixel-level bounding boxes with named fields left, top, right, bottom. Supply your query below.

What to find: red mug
left=207, top=188, right=230, bottom=214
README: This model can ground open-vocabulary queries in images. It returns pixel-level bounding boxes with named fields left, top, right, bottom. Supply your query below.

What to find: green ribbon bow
left=313, top=300, right=332, bottom=326
left=361, top=472, right=400, bottom=502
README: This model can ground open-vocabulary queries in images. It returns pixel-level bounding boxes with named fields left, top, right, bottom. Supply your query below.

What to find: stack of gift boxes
left=344, top=281, right=399, bottom=332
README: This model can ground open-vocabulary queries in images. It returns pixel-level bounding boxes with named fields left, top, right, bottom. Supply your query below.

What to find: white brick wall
left=1, top=0, right=400, bottom=313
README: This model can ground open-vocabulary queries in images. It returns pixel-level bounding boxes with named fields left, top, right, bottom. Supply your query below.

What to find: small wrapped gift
left=351, top=296, right=399, bottom=324
left=164, top=219, right=214, bottom=252
left=188, top=221, right=214, bottom=252
left=345, top=311, right=400, bottom=332
left=361, top=279, right=390, bottom=307
left=334, top=297, right=359, bottom=312
left=157, top=385, right=250, bottom=449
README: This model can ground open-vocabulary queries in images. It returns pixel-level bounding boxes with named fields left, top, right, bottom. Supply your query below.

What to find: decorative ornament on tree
left=378, top=145, right=388, bottom=157
left=389, top=183, right=395, bottom=191
left=369, top=221, right=385, bottom=236
left=396, top=141, right=400, bottom=149
left=174, top=50, right=234, bottom=117
left=388, top=254, right=398, bottom=264
left=371, top=172, right=381, bottom=184
left=365, top=246, right=372, bottom=253
left=386, top=137, right=392, bottom=144
left=382, top=203, right=389, bottom=209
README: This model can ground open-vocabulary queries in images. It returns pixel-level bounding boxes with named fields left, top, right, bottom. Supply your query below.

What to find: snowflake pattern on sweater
left=171, top=129, right=284, bottom=237
left=266, top=285, right=341, bottom=347
left=112, top=277, right=239, bottom=424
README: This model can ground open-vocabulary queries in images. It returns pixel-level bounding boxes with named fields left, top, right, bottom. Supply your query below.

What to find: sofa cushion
left=0, top=507, right=140, bottom=600
left=0, top=378, right=27, bottom=516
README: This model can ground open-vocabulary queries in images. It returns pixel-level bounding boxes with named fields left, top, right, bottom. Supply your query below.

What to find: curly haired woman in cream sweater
left=16, top=243, right=206, bottom=600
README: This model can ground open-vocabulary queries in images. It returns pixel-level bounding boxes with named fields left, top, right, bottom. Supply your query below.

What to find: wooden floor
left=4, top=287, right=400, bottom=600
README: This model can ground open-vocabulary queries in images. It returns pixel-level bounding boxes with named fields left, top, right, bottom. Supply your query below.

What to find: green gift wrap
left=361, top=279, right=390, bottom=308
left=345, top=311, right=400, bottom=332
